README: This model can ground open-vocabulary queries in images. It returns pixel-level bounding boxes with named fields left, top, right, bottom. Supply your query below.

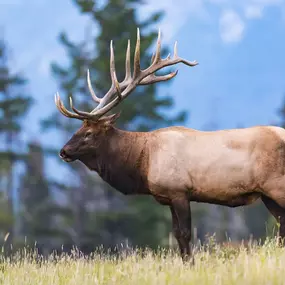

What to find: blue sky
left=1, top=0, right=285, bottom=178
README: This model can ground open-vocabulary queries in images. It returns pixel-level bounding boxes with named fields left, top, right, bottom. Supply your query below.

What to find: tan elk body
left=55, top=29, right=285, bottom=262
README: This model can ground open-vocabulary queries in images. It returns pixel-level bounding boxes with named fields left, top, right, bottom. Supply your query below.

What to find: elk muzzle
left=59, top=147, right=76, bottom=162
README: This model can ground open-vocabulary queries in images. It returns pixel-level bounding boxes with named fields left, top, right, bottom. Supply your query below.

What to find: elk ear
left=99, top=112, right=121, bottom=126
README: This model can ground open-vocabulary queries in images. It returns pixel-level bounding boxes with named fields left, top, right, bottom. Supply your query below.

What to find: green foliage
left=0, top=192, right=13, bottom=236
left=0, top=40, right=33, bottom=136
left=0, top=37, right=33, bottom=244
left=19, top=143, right=54, bottom=249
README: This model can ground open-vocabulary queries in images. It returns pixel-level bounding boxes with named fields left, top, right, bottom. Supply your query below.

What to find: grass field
left=0, top=238, right=284, bottom=285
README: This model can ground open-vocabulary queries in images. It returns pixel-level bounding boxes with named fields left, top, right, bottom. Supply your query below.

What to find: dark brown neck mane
left=79, top=127, right=150, bottom=195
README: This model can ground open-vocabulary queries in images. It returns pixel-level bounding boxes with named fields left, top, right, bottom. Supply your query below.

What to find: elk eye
left=85, top=131, right=92, bottom=138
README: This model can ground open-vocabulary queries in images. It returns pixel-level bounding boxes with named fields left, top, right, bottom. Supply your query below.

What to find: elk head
left=55, top=28, right=198, bottom=163
left=58, top=113, right=120, bottom=162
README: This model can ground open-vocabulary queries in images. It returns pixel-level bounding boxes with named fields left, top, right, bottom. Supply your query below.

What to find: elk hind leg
left=261, top=195, right=285, bottom=245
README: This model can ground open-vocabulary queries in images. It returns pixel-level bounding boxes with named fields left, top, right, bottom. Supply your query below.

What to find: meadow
left=0, top=237, right=284, bottom=285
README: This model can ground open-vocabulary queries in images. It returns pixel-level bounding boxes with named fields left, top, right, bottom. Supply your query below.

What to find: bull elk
left=55, top=28, right=285, bottom=262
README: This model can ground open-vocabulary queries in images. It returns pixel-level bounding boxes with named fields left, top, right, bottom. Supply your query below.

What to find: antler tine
left=62, top=97, right=86, bottom=119
left=153, top=28, right=161, bottom=64
left=139, top=70, right=178, bottom=85
left=90, top=39, right=126, bottom=113
left=174, top=41, right=178, bottom=58
left=65, top=95, right=103, bottom=119
left=114, top=80, right=122, bottom=99
left=133, top=28, right=141, bottom=78
left=54, top=93, right=85, bottom=120
left=150, top=52, right=155, bottom=64
left=54, top=93, right=67, bottom=117
left=55, top=93, right=72, bottom=118
left=110, top=40, right=122, bottom=100
left=124, top=39, right=131, bottom=81
left=172, top=41, right=198, bottom=66
left=110, top=40, right=116, bottom=84
left=69, top=96, right=89, bottom=117
left=87, top=69, right=101, bottom=103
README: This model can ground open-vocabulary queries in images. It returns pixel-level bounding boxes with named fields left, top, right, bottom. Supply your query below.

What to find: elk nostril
left=59, top=149, right=66, bottom=158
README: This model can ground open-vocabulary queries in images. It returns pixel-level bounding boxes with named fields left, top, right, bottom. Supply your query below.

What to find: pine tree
left=0, top=37, right=33, bottom=244
left=19, top=142, right=53, bottom=253
left=42, top=0, right=187, bottom=250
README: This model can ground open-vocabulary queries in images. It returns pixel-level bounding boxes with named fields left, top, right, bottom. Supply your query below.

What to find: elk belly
left=188, top=150, right=259, bottom=206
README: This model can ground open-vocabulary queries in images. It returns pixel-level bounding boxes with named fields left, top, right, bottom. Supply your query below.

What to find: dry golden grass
left=0, top=238, right=284, bottom=285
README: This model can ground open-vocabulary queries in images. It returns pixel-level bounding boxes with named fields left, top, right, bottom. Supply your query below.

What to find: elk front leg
left=170, top=197, right=193, bottom=263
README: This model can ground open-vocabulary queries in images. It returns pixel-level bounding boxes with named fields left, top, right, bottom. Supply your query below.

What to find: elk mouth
left=59, top=149, right=76, bottom=162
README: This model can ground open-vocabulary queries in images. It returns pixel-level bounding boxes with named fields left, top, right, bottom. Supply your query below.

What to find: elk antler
left=55, top=28, right=198, bottom=121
